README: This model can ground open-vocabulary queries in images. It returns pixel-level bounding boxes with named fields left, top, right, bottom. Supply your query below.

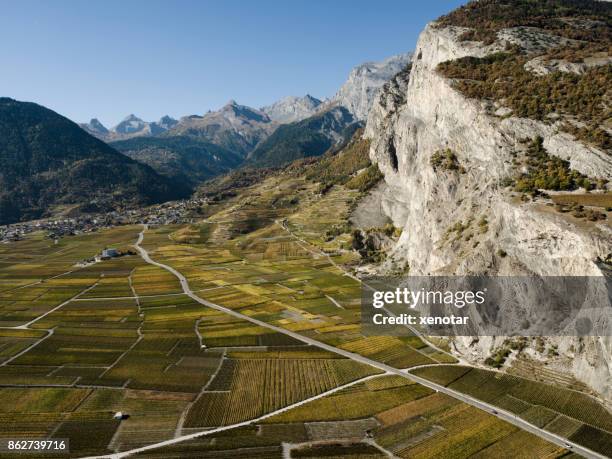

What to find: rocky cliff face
left=365, top=24, right=612, bottom=401
left=166, top=101, right=277, bottom=157
left=261, top=95, right=322, bottom=124
left=80, top=118, right=109, bottom=137
left=332, top=53, right=412, bottom=121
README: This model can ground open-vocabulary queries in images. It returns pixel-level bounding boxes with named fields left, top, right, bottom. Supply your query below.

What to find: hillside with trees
left=0, top=98, right=190, bottom=225
left=247, top=106, right=358, bottom=168
left=111, top=136, right=243, bottom=187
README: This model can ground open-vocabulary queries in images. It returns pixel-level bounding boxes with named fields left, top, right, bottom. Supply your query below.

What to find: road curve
left=122, top=226, right=605, bottom=459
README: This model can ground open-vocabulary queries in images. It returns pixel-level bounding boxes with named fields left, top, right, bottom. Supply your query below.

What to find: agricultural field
left=140, top=217, right=452, bottom=372
left=412, top=365, right=612, bottom=456
left=183, top=352, right=378, bottom=428
left=0, top=226, right=141, bottom=327
left=135, top=374, right=569, bottom=459
left=0, top=169, right=609, bottom=457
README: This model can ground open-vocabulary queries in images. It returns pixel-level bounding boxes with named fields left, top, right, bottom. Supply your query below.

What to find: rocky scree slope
left=364, top=0, right=612, bottom=401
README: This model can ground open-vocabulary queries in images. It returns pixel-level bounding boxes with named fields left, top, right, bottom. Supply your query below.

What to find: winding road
left=108, top=225, right=605, bottom=459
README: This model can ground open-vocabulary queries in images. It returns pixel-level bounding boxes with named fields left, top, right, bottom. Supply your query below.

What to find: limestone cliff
left=364, top=23, right=612, bottom=402
left=331, top=53, right=412, bottom=121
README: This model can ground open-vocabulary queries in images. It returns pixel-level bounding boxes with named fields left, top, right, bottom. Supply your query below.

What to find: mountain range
left=111, top=136, right=242, bottom=187
left=247, top=106, right=357, bottom=167
left=0, top=52, right=412, bottom=225
left=0, top=98, right=190, bottom=225
left=260, top=94, right=322, bottom=123
left=163, top=100, right=277, bottom=157
left=77, top=53, right=412, bottom=184
left=81, top=114, right=179, bottom=142
left=329, top=53, right=412, bottom=120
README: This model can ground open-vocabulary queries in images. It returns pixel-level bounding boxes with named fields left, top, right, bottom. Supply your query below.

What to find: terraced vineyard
left=413, top=365, right=612, bottom=456
left=137, top=375, right=569, bottom=459
left=185, top=355, right=378, bottom=427
left=0, top=166, right=609, bottom=457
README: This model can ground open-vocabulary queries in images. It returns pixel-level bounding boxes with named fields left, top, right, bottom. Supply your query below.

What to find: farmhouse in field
left=101, top=248, right=119, bottom=259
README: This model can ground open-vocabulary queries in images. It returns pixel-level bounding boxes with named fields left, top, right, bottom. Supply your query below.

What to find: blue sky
left=1, top=0, right=465, bottom=126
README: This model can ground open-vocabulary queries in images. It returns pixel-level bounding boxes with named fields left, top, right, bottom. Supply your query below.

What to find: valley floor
left=0, top=175, right=610, bottom=458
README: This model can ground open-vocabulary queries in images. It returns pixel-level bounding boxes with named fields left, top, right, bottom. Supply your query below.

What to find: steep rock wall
left=364, top=24, right=612, bottom=401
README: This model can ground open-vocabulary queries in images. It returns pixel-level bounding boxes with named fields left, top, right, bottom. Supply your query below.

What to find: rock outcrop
left=261, top=94, right=322, bottom=124
left=166, top=100, right=277, bottom=157
left=81, top=114, right=179, bottom=142
left=365, top=23, right=612, bottom=401
left=331, top=53, right=412, bottom=121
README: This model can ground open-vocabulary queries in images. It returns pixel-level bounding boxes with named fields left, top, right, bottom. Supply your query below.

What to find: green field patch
left=546, top=415, right=584, bottom=438
left=52, top=325, right=138, bottom=337
left=470, top=429, right=567, bottom=458
left=339, top=336, right=435, bottom=369
left=0, top=337, right=42, bottom=362
left=569, top=424, right=612, bottom=457
left=12, top=332, right=134, bottom=366
left=227, top=348, right=342, bottom=360
left=52, top=419, right=119, bottom=456
left=292, top=442, right=382, bottom=458
left=410, top=365, right=471, bottom=386
left=79, top=277, right=133, bottom=298
left=521, top=405, right=559, bottom=428
left=137, top=294, right=192, bottom=308
left=131, top=265, right=182, bottom=296
left=0, top=329, right=46, bottom=339
left=395, top=405, right=518, bottom=459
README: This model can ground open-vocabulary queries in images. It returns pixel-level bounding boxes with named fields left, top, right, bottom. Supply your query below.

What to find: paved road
left=0, top=329, right=54, bottom=367
left=0, top=279, right=101, bottom=367
left=128, top=226, right=605, bottom=459
left=19, top=281, right=99, bottom=328
left=275, top=220, right=456, bottom=361
left=84, top=373, right=385, bottom=459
